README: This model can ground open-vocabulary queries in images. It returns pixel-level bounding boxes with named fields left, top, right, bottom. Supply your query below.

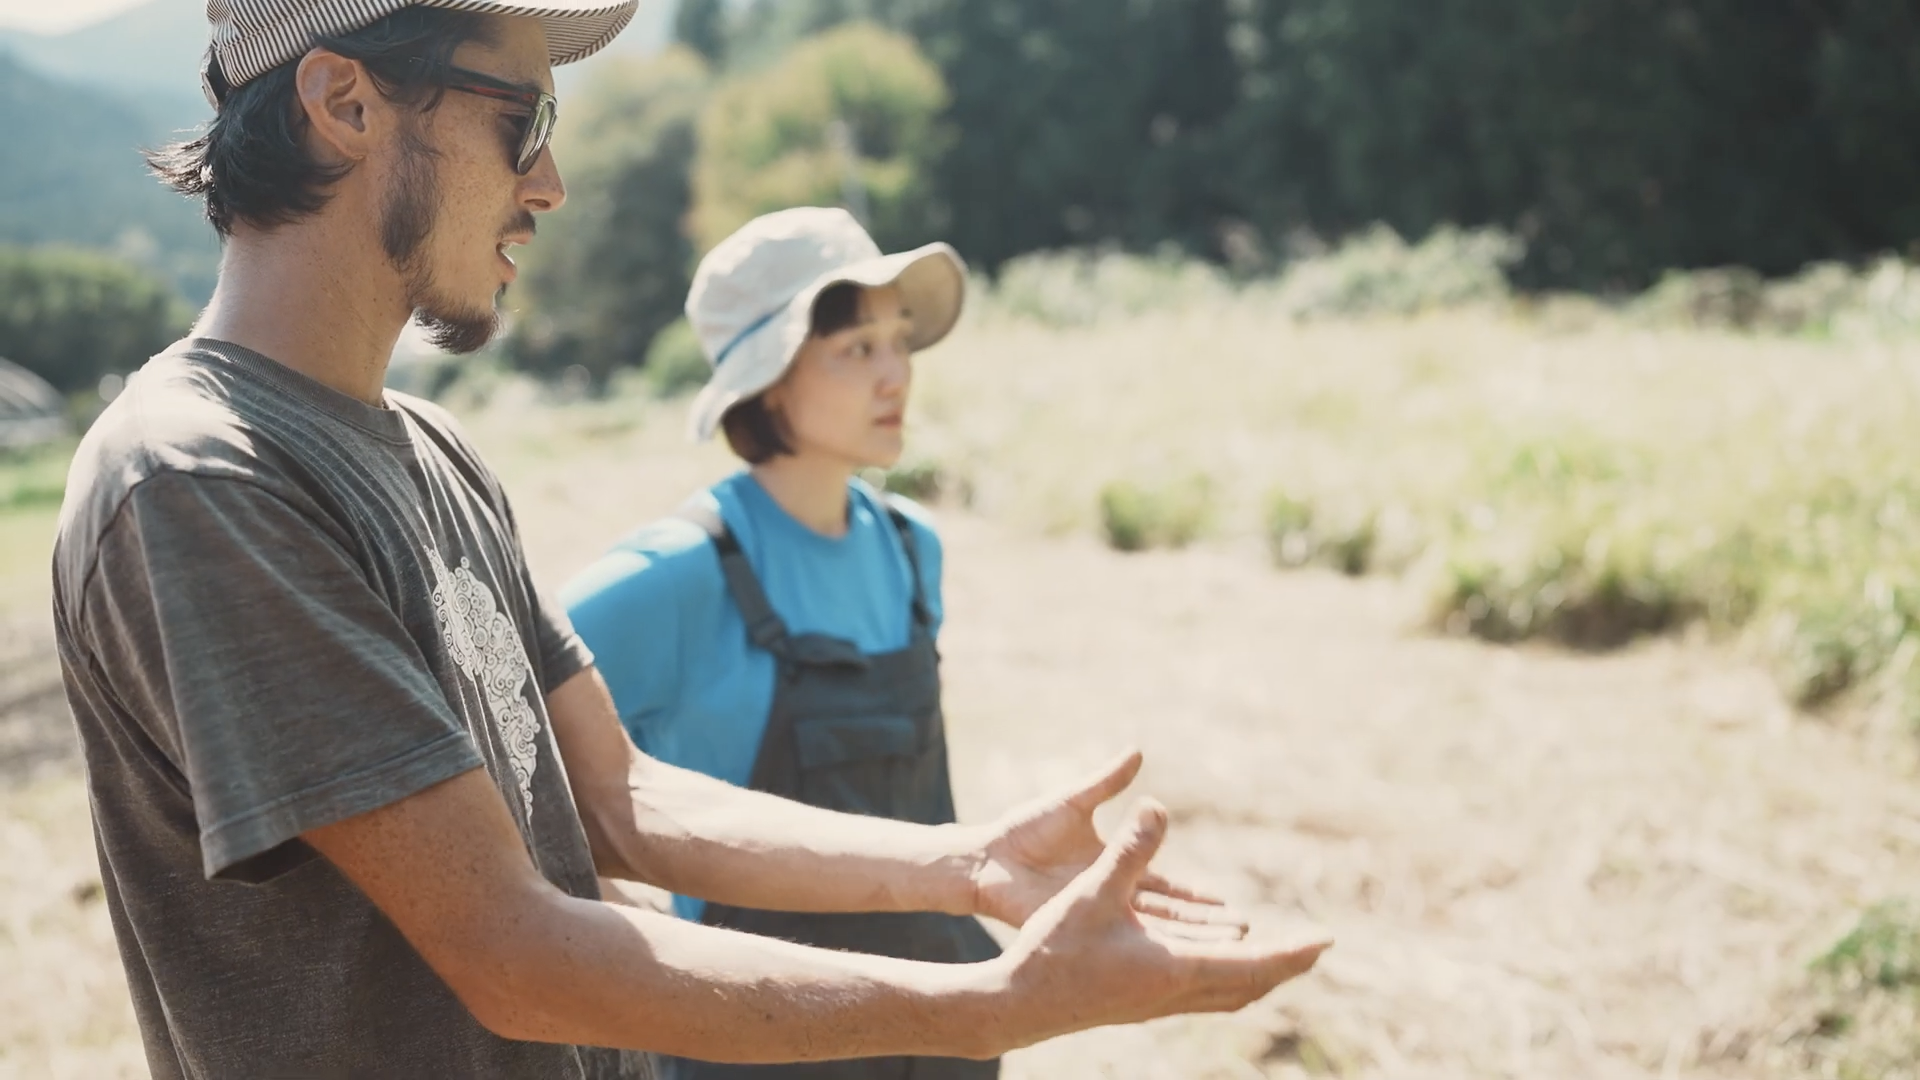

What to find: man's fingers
left=1140, top=914, right=1248, bottom=944
left=1089, top=799, right=1169, bottom=900
left=1138, top=872, right=1228, bottom=907
left=1064, top=749, right=1145, bottom=813
left=1132, top=891, right=1250, bottom=934
left=1174, top=930, right=1333, bottom=1000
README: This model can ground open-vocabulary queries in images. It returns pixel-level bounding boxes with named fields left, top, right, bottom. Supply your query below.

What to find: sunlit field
left=4, top=284, right=1919, bottom=1077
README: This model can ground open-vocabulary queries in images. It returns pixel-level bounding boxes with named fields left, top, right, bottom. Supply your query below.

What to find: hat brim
left=687, top=243, right=968, bottom=442
left=419, top=0, right=637, bottom=67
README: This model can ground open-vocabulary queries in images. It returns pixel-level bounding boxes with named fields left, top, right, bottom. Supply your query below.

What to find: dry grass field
left=2, top=300, right=1918, bottom=1078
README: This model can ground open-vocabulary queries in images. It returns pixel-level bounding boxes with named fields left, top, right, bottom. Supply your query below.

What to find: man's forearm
left=549, top=668, right=984, bottom=917
left=589, top=752, right=985, bottom=916
left=482, top=888, right=1015, bottom=1061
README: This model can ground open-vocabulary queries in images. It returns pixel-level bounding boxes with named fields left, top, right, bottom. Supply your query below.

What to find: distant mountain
left=0, top=1, right=209, bottom=134
left=0, top=52, right=218, bottom=300
left=0, top=0, right=680, bottom=306
left=0, top=0, right=675, bottom=111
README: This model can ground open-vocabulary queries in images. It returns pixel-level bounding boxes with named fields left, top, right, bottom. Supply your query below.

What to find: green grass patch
left=1265, top=490, right=1377, bottom=576
left=1780, top=901, right=1920, bottom=1078
left=1820, top=901, right=1920, bottom=991
left=1098, top=477, right=1213, bottom=553
left=871, top=456, right=970, bottom=507
left=0, top=441, right=74, bottom=514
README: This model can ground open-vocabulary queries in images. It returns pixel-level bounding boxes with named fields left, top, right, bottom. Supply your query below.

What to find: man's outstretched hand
left=967, top=750, right=1249, bottom=936
left=991, top=798, right=1331, bottom=1051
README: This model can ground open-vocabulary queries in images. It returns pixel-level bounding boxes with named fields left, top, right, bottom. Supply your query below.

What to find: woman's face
left=765, top=285, right=914, bottom=471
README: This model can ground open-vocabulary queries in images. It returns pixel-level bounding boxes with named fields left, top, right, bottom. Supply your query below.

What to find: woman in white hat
left=562, top=207, right=999, bottom=1080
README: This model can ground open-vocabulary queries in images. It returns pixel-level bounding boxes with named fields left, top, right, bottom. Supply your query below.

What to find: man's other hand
left=968, top=750, right=1250, bottom=937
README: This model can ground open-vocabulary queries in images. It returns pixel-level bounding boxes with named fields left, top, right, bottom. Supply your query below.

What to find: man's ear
left=295, top=50, right=378, bottom=170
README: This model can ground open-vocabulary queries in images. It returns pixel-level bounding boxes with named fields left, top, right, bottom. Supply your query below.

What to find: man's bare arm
left=304, top=768, right=1004, bottom=1060
left=549, top=667, right=1259, bottom=931
left=302, top=766, right=1328, bottom=1061
left=548, top=666, right=985, bottom=916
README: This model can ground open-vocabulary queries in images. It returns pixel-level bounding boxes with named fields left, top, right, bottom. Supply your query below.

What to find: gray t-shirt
left=52, top=339, right=650, bottom=1080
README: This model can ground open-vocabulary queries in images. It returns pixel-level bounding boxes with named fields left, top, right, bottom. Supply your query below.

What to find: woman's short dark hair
left=720, top=282, right=868, bottom=464
left=146, top=9, right=493, bottom=237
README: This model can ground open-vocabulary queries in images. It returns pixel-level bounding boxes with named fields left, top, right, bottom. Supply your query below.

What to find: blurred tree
left=507, top=47, right=712, bottom=386
left=692, top=22, right=950, bottom=254
left=0, top=245, right=189, bottom=394
left=907, top=0, right=1241, bottom=271
left=674, top=0, right=729, bottom=66
left=1223, top=0, right=1920, bottom=288
left=1814, top=0, right=1920, bottom=258
left=721, top=0, right=921, bottom=72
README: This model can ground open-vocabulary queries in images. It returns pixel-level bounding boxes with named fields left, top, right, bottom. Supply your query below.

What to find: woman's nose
left=877, top=346, right=912, bottom=391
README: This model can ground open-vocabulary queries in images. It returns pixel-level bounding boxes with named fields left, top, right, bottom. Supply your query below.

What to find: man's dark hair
left=720, top=283, right=867, bottom=464
left=147, top=9, right=494, bottom=237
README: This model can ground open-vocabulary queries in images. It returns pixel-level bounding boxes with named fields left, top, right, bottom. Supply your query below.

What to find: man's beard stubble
left=381, top=132, right=519, bottom=356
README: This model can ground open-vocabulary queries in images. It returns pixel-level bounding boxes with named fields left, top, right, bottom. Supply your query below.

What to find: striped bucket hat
left=203, top=0, right=637, bottom=101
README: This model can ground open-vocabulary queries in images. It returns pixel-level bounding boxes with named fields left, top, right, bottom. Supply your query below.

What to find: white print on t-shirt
left=426, top=548, right=540, bottom=824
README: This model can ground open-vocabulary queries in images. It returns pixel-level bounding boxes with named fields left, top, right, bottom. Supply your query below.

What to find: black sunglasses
left=436, top=64, right=559, bottom=175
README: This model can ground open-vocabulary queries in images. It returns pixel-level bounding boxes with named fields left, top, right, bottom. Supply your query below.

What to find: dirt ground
left=3, top=413, right=1918, bottom=1078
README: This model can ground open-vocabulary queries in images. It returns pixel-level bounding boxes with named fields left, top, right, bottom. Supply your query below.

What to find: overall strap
left=881, top=496, right=935, bottom=631
left=676, top=502, right=790, bottom=652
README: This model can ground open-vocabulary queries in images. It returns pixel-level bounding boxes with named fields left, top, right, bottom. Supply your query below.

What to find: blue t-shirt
left=560, top=472, right=944, bottom=921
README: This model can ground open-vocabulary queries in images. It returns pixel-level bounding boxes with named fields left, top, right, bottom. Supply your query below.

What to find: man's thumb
left=1091, top=800, right=1169, bottom=899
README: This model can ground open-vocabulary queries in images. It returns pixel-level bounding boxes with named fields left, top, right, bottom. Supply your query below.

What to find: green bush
left=1631, top=258, right=1920, bottom=339
left=692, top=22, right=950, bottom=255
left=1631, top=267, right=1771, bottom=331
left=1098, top=477, right=1212, bottom=553
left=507, top=48, right=711, bottom=386
left=1820, top=901, right=1920, bottom=992
left=875, top=457, right=958, bottom=504
left=987, top=247, right=1233, bottom=327
left=1268, top=226, right=1521, bottom=321
left=0, top=438, right=76, bottom=513
left=0, top=246, right=189, bottom=393
left=1430, top=531, right=1697, bottom=650
left=641, top=318, right=712, bottom=399
left=1264, top=491, right=1376, bottom=576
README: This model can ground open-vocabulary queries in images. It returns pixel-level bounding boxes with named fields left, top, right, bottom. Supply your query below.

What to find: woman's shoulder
left=851, top=478, right=944, bottom=571
left=852, top=477, right=939, bottom=537
left=560, top=497, right=724, bottom=612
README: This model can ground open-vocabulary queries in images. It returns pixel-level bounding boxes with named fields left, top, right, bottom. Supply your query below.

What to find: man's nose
left=520, top=147, right=567, bottom=213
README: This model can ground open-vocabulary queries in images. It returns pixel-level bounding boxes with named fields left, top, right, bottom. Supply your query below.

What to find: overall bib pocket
left=793, top=713, right=923, bottom=817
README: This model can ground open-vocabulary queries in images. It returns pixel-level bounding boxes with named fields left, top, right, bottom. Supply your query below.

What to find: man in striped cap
left=52, top=3, right=1328, bottom=1078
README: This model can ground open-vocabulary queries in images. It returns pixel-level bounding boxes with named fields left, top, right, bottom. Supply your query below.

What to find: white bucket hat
left=685, top=207, right=967, bottom=443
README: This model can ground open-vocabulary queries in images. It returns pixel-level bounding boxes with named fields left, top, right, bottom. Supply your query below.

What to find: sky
left=0, top=0, right=147, bottom=35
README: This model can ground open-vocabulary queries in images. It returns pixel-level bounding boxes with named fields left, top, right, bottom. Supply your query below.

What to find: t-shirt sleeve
left=78, top=472, right=484, bottom=883
left=560, top=527, right=706, bottom=746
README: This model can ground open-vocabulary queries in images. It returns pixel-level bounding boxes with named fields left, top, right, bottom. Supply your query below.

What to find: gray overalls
left=657, top=501, right=1002, bottom=1080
